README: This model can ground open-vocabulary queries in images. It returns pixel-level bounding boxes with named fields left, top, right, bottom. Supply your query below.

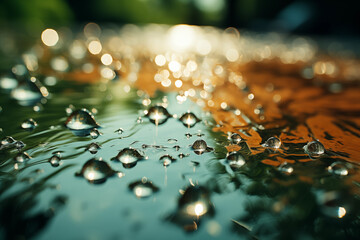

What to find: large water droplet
left=191, top=139, right=213, bottom=155
left=303, top=141, right=325, bottom=156
left=327, top=162, right=349, bottom=176
left=76, top=158, right=119, bottom=184
left=114, top=128, right=124, bottom=134
left=14, top=152, right=31, bottom=163
left=65, top=108, right=100, bottom=132
left=86, top=142, right=101, bottom=154
left=262, top=137, right=281, bottom=149
left=128, top=177, right=159, bottom=198
left=226, top=151, right=245, bottom=169
left=21, top=118, right=38, bottom=130
left=113, top=148, right=143, bottom=168
left=160, top=154, right=176, bottom=167
left=179, top=112, right=201, bottom=128
left=145, top=105, right=171, bottom=125
left=229, top=133, right=242, bottom=145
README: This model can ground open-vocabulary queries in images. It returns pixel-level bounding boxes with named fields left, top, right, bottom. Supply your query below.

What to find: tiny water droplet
left=76, top=158, right=117, bottom=184
left=49, top=155, right=61, bottom=167
left=15, top=141, right=25, bottom=150
left=278, top=162, right=294, bottom=175
left=146, top=106, right=171, bottom=125
left=178, top=153, right=189, bottom=159
left=226, top=151, right=245, bottom=169
left=168, top=138, right=178, bottom=144
left=185, top=133, right=192, bottom=139
left=229, top=133, right=242, bottom=144
left=115, top=128, right=124, bottom=134
left=304, top=141, right=325, bottom=156
left=173, top=145, right=181, bottom=151
left=65, top=108, right=100, bottom=131
left=14, top=152, right=31, bottom=163
left=0, top=136, right=17, bottom=150
left=179, top=112, right=201, bottom=128
left=327, top=162, right=349, bottom=176
left=136, top=116, right=143, bottom=123
left=262, top=137, right=281, bottom=149
left=160, top=154, right=176, bottom=167
left=86, top=142, right=101, bottom=154
left=21, top=118, right=38, bottom=130
left=191, top=139, right=213, bottom=155
left=128, top=178, right=159, bottom=198
left=113, top=148, right=143, bottom=168
left=90, top=128, right=102, bottom=139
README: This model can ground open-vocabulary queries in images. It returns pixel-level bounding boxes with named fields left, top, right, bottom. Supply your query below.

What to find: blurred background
left=0, top=0, right=359, bottom=36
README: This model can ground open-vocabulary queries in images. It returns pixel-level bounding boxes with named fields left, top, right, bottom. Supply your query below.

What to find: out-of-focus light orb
left=168, top=61, right=181, bottom=72
left=226, top=48, right=239, bottom=62
left=84, top=22, right=101, bottom=38
left=338, top=207, right=346, bottom=218
left=155, top=55, right=166, bottom=66
left=88, top=40, right=102, bottom=55
left=196, top=39, right=212, bottom=55
left=101, top=53, right=113, bottom=66
left=100, top=67, right=115, bottom=79
left=41, top=29, right=59, bottom=47
left=175, top=80, right=183, bottom=88
left=167, top=25, right=197, bottom=52
left=70, top=40, right=87, bottom=60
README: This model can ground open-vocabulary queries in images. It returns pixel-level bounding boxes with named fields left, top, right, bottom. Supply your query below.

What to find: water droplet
left=90, top=128, right=102, bottom=139
left=11, top=78, right=48, bottom=106
left=76, top=158, right=118, bottom=184
left=128, top=177, right=159, bottom=198
left=278, top=162, right=294, bottom=175
left=86, top=142, right=101, bottom=154
left=145, top=106, right=171, bottom=125
left=226, top=151, right=245, bottom=169
left=65, top=108, right=100, bottom=131
left=33, top=103, right=43, bottom=112
left=179, top=112, right=201, bottom=128
left=262, top=137, right=281, bottom=149
left=303, top=141, right=325, bottom=156
left=191, top=139, right=213, bottom=155
left=15, top=141, right=25, bottom=150
left=168, top=138, right=178, bottom=144
left=178, top=153, right=189, bottom=159
left=327, top=162, right=349, bottom=176
left=178, top=185, right=213, bottom=217
left=113, top=148, right=143, bottom=168
left=229, top=133, right=242, bottom=144
left=160, top=154, right=176, bottom=167
left=115, top=128, right=124, bottom=134
left=14, top=152, right=31, bottom=163
left=185, top=133, right=192, bottom=139
left=21, top=118, right=38, bottom=130
left=49, top=155, right=61, bottom=167
left=136, top=116, right=143, bottom=123
left=0, top=136, right=18, bottom=150
left=65, top=104, right=75, bottom=115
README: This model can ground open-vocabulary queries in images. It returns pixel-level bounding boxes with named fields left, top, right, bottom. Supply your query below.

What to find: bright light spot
left=124, top=85, right=131, bottom=93
left=88, top=40, right=102, bottom=55
left=101, top=53, right=113, bottom=66
left=69, top=40, right=86, bottom=59
left=194, top=203, right=205, bottom=216
left=84, top=22, right=101, bottom=38
left=161, top=79, right=171, bottom=87
left=175, top=80, right=183, bottom=88
left=82, top=63, right=94, bottom=73
left=142, top=98, right=151, bottom=106
left=338, top=207, right=346, bottom=218
left=41, top=29, right=59, bottom=47
left=44, top=76, right=57, bottom=86
left=155, top=55, right=166, bottom=66
left=87, top=172, right=95, bottom=180
left=220, top=102, right=227, bottom=109
left=200, top=90, right=208, bottom=99
left=50, top=56, right=69, bottom=72
left=207, top=100, right=214, bottom=107
left=248, top=93, right=254, bottom=100
left=167, top=25, right=197, bottom=51
left=100, top=67, right=115, bottom=79
left=226, top=48, right=239, bottom=62
left=196, top=39, right=212, bottom=55
left=168, top=61, right=181, bottom=72
left=214, top=65, right=223, bottom=75
left=186, top=60, right=198, bottom=72
left=188, top=88, right=196, bottom=97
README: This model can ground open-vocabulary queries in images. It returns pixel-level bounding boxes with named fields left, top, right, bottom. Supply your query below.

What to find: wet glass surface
left=1, top=24, right=360, bottom=240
